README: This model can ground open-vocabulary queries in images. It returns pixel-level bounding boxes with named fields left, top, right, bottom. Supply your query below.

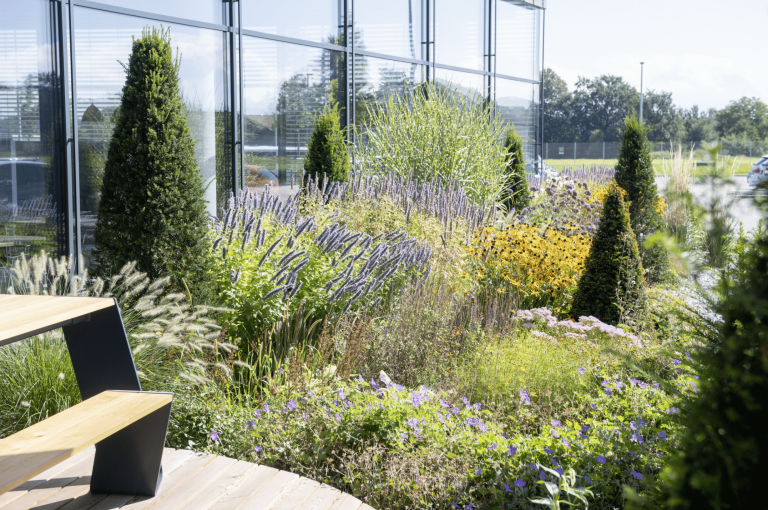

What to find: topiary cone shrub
left=303, top=103, right=350, bottom=189
left=615, top=115, right=668, bottom=283
left=94, top=27, right=209, bottom=295
left=501, top=125, right=530, bottom=212
left=663, top=228, right=768, bottom=508
left=571, top=184, right=644, bottom=326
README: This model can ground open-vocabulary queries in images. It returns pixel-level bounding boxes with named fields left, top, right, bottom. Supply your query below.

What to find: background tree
left=571, top=75, right=638, bottom=142
left=501, top=125, right=530, bottom=211
left=614, top=115, right=668, bottom=282
left=542, top=68, right=575, bottom=142
left=715, top=96, right=768, bottom=140
left=94, top=27, right=209, bottom=296
left=303, top=103, right=350, bottom=188
left=570, top=184, right=644, bottom=325
left=641, top=89, right=686, bottom=142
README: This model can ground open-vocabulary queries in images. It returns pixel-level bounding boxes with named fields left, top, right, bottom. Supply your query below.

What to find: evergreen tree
left=615, top=115, right=668, bottom=282
left=94, top=27, right=209, bottom=294
left=501, top=125, right=530, bottom=211
left=303, top=104, right=350, bottom=188
left=663, top=227, right=768, bottom=508
left=571, top=185, right=644, bottom=326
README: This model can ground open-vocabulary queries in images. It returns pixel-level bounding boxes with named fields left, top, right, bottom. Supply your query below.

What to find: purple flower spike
left=209, top=430, right=219, bottom=442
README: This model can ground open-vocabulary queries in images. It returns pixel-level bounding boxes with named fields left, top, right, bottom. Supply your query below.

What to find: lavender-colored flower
left=551, top=419, right=561, bottom=428
left=539, top=471, right=547, bottom=481
left=658, top=431, right=667, bottom=441
left=507, top=446, right=517, bottom=456
left=579, top=366, right=585, bottom=375
left=503, top=483, right=512, bottom=493
left=544, top=448, right=554, bottom=455
left=632, top=471, right=643, bottom=480
left=584, top=475, right=593, bottom=485
left=514, top=479, right=526, bottom=488
left=335, top=414, right=341, bottom=423
left=440, top=399, right=451, bottom=409
left=254, top=410, right=262, bottom=418
left=690, top=381, right=698, bottom=394
left=475, top=469, right=482, bottom=475
left=596, top=455, right=606, bottom=465
left=672, top=359, right=681, bottom=366
left=555, top=468, right=565, bottom=476
left=245, top=421, right=255, bottom=428
left=254, top=446, right=262, bottom=453
left=209, top=430, right=219, bottom=442
left=487, top=443, right=497, bottom=450
left=631, top=432, right=644, bottom=444
left=519, top=390, right=531, bottom=405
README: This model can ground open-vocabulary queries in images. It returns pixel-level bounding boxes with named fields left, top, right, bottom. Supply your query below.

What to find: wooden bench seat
left=0, top=391, right=173, bottom=495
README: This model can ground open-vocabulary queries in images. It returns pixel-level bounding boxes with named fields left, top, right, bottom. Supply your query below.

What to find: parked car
left=747, top=155, right=768, bottom=186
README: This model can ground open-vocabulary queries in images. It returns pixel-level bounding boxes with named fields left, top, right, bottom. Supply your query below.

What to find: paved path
left=1, top=446, right=371, bottom=510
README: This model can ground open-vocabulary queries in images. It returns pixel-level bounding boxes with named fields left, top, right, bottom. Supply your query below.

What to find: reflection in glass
left=241, top=37, right=345, bottom=190
left=354, top=0, right=422, bottom=60
left=435, top=0, right=486, bottom=71
left=495, top=78, right=536, bottom=165
left=0, top=0, right=67, bottom=278
left=354, top=55, right=424, bottom=129
left=84, top=0, right=226, bottom=26
left=242, top=0, right=343, bottom=46
left=496, top=1, right=540, bottom=80
left=433, top=67, right=486, bottom=100
left=73, top=7, right=231, bottom=264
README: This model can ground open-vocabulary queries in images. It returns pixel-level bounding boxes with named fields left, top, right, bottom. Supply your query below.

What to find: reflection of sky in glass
left=433, top=68, right=485, bottom=99
left=497, top=1, right=539, bottom=80
left=242, top=0, right=342, bottom=44
left=85, top=0, right=224, bottom=25
left=435, top=0, right=485, bottom=71
left=355, top=0, right=422, bottom=59
left=354, top=55, right=424, bottom=125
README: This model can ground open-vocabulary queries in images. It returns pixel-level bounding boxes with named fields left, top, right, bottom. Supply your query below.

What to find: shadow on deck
left=0, top=447, right=372, bottom=510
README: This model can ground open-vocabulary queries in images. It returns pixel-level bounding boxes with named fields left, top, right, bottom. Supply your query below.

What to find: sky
left=544, top=0, right=768, bottom=111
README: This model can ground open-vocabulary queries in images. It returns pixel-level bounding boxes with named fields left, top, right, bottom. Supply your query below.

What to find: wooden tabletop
left=0, top=295, right=115, bottom=346
left=0, top=447, right=374, bottom=510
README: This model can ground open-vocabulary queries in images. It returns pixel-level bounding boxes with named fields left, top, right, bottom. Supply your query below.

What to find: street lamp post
left=639, top=62, right=644, bottom=123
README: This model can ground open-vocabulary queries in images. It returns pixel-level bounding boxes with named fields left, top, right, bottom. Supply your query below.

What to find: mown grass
left=546, top=155, right=753, bottom=175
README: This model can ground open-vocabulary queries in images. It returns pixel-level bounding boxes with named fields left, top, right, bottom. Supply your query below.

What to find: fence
left=543, top=140, right=768, bottom=170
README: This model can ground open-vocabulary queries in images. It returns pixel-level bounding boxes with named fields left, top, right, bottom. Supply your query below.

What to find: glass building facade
left=0, top=0, right=544, bottom=269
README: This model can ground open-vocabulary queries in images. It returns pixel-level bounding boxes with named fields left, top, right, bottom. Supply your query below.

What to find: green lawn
left=545, top=155, right=754, bottom=175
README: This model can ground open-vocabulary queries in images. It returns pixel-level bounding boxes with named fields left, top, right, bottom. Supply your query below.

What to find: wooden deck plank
left=326, top=493, right=362, bottom=510
left=121, top=453, right=216, bottom=510
left=206, top=465, right=281, bottom=510
left=178, top=461, right=257, bottom=510
left=147, top=455, right=236, bottom=510
left=268, top=478, right=320, bottom=510
left=236, top=470, right=301, bottom=510
left=295, top=485, right=341, bottom=510
left=0, top=451, right=96, bottom=510
left=0, top=392, right=172, bottom=495
left=0, top=296, right=115, bottom=344
left=54, top=450, right=189, bottom=510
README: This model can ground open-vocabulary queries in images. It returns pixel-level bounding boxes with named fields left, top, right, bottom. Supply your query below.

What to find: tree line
left=542, top=68, right=768, bottom=146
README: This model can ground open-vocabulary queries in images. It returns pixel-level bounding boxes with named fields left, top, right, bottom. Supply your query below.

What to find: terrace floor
left=1, top=447, right=371, bottom=510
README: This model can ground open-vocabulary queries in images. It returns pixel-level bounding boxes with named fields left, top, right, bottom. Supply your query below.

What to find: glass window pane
left=242, top=37, right=345, bottom=193
left=355, top=0, right=423, bottom=60
left=85, top=0, right=226, bottom=26
left=353, top=55, right=424, bottom=134
left=73, top=7, right=231, bottom=264
left=0, top=0, right=68, bottom=271
left=435, top=0, right=486, bottom=71
left=243, top=0, right=343, bottom=46
left=496, top=1, right=540, bottom=81
left=433, top=67, right=486, bottom=99
left=496, top=78, right=537, bottom=165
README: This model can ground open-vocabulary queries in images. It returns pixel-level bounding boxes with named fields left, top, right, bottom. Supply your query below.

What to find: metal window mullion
left=237, top=0, right=244, bottom=190
left=350, top=0, right=355, bottom=141
left=56, top=0, right=75, bottom=263
left=229, top=1, right=238, bottom=195
left=71, top=0, right=230, bottom=33
left=66, top=0, right=82, bottom=273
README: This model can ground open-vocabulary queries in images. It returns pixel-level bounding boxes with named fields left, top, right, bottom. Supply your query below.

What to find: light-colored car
left=747, top=155, right=768, bottom=186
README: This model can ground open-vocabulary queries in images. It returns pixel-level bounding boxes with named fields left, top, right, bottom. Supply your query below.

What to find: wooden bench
left=0, top=295, right=173, bottom=497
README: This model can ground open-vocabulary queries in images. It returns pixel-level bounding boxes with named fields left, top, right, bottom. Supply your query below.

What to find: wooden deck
left=0, top=447, right=373, bottom=510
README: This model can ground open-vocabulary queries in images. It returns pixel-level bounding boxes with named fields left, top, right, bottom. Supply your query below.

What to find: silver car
left=747, top=155, right=768, bottom=186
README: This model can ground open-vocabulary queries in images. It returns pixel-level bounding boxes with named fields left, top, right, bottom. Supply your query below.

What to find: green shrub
left=303, top=103, right=350, bottom=188
left=501, top=126, right=531, bottom=212
left=571, top=185, right=645, bottom=326
left=615, top=115, right=668, bottom=282
left=93, top=27, right=209, bottom=295
left=663, top=220, right=768, bottom=508
left=353, top=82, right=507, bottom=205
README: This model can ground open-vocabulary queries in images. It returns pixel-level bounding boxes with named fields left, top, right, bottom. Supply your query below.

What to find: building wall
left=0, top=0, right=543, bottom=269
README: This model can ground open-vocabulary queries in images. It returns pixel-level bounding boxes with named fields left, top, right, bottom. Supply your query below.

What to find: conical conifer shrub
left=663, top=227, right=768, bottom=508
left=501, top=125, right=530, bottom=211
left=303, top=103, right=350, bottom=188
left=94, top=27, right=209, bottom=294
left=571, top=184, right=644, bottom=326
left=615, top=115, right=668, bottom=282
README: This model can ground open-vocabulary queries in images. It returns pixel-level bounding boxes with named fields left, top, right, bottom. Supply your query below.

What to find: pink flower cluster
left=513, top=308, right=639, bottom=344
